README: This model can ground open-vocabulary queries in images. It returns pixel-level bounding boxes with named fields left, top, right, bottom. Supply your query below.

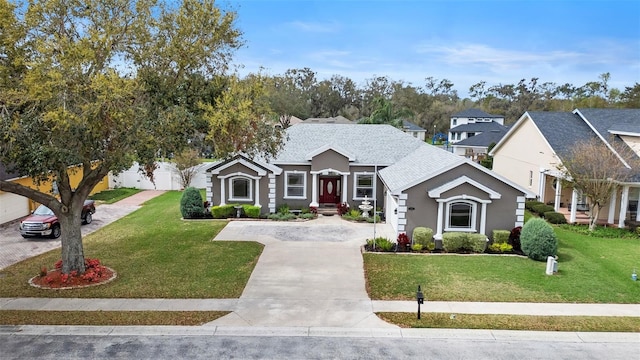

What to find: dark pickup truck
left=19, top=200, right=96, bottom=239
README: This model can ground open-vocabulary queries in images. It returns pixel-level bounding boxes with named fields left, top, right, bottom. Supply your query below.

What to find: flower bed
left=29, top=258, right=117, bottom=290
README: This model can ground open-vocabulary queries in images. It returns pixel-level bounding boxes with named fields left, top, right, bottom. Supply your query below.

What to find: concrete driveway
left=0, top=191, right=164, bottom=270
left=210, top=215, right=398, bottom=328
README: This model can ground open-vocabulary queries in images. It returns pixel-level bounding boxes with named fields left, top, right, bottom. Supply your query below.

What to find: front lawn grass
left=0, top=191, right=263, bottom=298
left=365, top=227, right=640, bottom=303
left=90, top=187, right=142, bottom=204
left=0, top=310, right=227, bottom=326
left=377, top=313, right=640, bottom=332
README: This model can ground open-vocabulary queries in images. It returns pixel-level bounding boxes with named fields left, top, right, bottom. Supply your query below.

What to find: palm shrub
left=180, top=187, right=205, bottom=219
left=520, top=218, right=558, bottom=261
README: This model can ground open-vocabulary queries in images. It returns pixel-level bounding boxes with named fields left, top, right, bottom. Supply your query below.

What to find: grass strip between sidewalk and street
left=0, top=191, right=263, bottom=298
left=377, top=312, right=640, bottom=332
left=0, top=310, right=228, bottom=326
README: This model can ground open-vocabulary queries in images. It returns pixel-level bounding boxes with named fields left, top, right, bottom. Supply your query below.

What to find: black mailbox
left=417, top=285, right=424, bottom=304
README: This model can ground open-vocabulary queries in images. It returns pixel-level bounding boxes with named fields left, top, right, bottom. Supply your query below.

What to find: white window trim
left=444, top=200, right=478, bottom=232
left=353, top=172, right=374, bottom=200
left=284, top=171, right=307, bottom=199
left=229, top=176, right=253, bottom=202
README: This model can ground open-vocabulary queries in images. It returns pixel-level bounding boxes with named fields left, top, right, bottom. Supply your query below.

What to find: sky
left=225, top=0, right=640, bottom=98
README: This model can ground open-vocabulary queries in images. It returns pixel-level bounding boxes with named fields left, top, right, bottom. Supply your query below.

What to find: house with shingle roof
left=205, top=124, right=534, bottom=241
left=490, top=108, right=640, bottom=227
left=401, top=120, right=427, bottom=141
left=449, top=109, right=505, bottom=144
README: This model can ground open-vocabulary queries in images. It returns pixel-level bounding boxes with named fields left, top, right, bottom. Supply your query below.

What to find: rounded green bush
left=180, top=187, right=205, bottom=219
left=520, top=218, right=558, bottom=261
left=544, top=211, right=567, bottom=224
left=412, top=227, right=433, bottom=247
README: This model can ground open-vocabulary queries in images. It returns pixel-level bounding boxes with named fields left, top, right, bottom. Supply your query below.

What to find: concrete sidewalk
left=1, top=298, right=638, bottom=317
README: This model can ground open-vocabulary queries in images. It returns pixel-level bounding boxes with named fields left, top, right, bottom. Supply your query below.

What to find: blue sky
left=226, top=0, right=640, bottom=97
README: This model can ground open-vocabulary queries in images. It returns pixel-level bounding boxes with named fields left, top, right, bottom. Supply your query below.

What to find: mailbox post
left=416, top=285, right=424, bottom=319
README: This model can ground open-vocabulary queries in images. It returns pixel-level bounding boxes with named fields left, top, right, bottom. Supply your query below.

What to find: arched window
left=446, top=201, right=477, bottom=231
left=230, top=176, right=252, bottom=201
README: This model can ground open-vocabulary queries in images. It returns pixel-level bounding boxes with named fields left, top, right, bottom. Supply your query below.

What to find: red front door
left=320, top=177, right=340, bottom=204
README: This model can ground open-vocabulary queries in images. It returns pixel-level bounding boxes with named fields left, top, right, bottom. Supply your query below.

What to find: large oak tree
left=0, top=0, right=281, bottom=274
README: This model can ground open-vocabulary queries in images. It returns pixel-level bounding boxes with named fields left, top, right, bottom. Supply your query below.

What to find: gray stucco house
left=205, top=124, right=534, bottom=240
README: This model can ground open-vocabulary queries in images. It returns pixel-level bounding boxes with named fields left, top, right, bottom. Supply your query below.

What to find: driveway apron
left=209, top=215, right=398, bottom=328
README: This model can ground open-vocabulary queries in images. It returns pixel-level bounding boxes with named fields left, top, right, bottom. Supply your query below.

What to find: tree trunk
left=58, top=205, right=86, bottom=274
left=589, top=204, right=600, bottom=232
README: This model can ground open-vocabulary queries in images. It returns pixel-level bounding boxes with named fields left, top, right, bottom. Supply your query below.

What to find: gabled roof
left=454, top=127, right=509, bottom=147
left=575, top=108, right=640, bottom=139
left=303, top=116, right=353, bottom=124
left=271, top=124, right=425, bottom=165
left=205, top=154, right=282, bottom=175
left=450, top=121, right=507, bottom=133
left=452, top=108, right=504, bottom=118
left=305, top=144, right=355, bottom=161
left=402, top=120, right=426, bottom=132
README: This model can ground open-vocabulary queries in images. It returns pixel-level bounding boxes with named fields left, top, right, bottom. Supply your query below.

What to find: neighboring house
left=0, top=162, right=109, bottom=225
left=204, top=124, right=534, bottom=241
left=452, top=125, right=509, bottom=162
left=449, top=109, right=505, bottom=144
left=402, top=120, right=427, bottom=141
left=490, top=108, right=640, bottom=227
left=303, top=116, right=354, bottom=124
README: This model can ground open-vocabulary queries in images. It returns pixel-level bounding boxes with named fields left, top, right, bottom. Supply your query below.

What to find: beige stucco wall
left=492, top=115, right=560, bottom=198
left=620, top=135, right=640, bottom=156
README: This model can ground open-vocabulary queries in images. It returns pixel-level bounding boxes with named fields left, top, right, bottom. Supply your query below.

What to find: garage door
left=385, top=191, right=398, bottom=233
left=0, top=192, right=30, bottom=224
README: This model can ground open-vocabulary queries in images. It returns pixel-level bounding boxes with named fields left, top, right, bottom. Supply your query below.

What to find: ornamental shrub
left=544, top=211, right=567, bottom=224
left=397, top=233, right=410, bottom=251
left=532, top=204, right=555, bottom=216
left=337, top=202, right=350, bottom=216
left=412, top=227, right=434, bottom=247
left=180, top=187, right=205, bottom=219
left=242, top=205, right=261, bottom=218
left=488, top=242, right=514, bottom=253
left=508, top=226, right=523, bottom=252
left=492, top=230, right=510, bottom=244
left=367, top=237, right=395, bottom=252
left=442, top=232, right=487, bottom=253
left=212, top=204, right=235, bottom=218
left=520, top=218, right=557, bottom=261
left=525, top=201, right=544, bottom=212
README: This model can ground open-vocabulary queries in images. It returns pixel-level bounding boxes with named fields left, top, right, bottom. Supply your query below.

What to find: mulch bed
left=29, top=267, right=117, bottom=290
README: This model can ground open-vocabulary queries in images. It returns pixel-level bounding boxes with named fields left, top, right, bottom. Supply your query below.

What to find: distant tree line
left=259, top=68, right=639, bottom=133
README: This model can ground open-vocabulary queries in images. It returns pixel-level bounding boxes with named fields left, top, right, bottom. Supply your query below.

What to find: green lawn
left=365, top=226, right=640, bottom=303
left=0, top=191, right=263, bottom=298
left=90, top=187, right=142, bottom=204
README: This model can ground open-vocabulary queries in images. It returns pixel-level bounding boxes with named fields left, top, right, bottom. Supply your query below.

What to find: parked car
left=19, top=200, right=96, bottom=239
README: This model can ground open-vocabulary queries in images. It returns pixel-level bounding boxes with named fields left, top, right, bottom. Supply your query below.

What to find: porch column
left=479, top=202, right=487, bottom=236
left=618, top=185, right=629, bottom=228
left=554, top=177, right=562, bottom=211
left=608, top=187, right=617, bottom=224
left=570, top=188, right=578, bottom=224
left=341, top=173, right=348, bottom=203
left=435, top=200, right=444, bottom=240
left=538, top=169, right=546, bottom=201
left=636, top=189, right=640, bottom=222
left=206, top=175, right=213, bottom=204
left=219, top=177, right=226, bottom=206
left=310, top=173, right=318, bottom=207
left=254, top=178, right=261, bottom=207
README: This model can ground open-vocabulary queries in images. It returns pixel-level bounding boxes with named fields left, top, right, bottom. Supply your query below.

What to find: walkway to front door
left=209, top=215, right=396, bottom=327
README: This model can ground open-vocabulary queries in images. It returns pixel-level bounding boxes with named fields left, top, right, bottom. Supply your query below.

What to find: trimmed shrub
left=525, top=201, right=544, bottom=212
left=532, top=204, right=555, bottom=216
left=180, top=187, right=205, bottom=219
left=544, top=211, right=567, bottom=224
left=412, top=227, right=434, bottom=247
left=492, top=230, right=510, bottom=244
left=243, top=205, right=261, bottom=218
left=489, top=242, right=514, bottom=253
left=411, top=244, right=423, bottom=252
left=211, top=204, right=236, bottom=219
left=442, top=232, right=487, bottom=253
left=520, top=218, right=558, bottom=261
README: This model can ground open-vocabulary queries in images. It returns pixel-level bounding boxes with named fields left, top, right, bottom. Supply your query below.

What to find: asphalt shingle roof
left=450, top=121, right=506, bottom=133
left=272, top=124, right=426, bottom=165
left=455, top=127, right=509, bottom=147
left=452, top=108, right=504, bottom=119
left=402, top=120, right=426, bottom=132
left=527, top=111, right=597, bottom=158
